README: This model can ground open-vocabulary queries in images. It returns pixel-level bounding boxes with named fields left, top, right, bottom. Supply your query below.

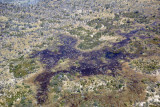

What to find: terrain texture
left=0, top=0, right=160, bottom=107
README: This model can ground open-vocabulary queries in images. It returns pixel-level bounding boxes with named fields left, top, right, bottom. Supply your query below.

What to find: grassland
left=0, top=0, right=160, bottom=107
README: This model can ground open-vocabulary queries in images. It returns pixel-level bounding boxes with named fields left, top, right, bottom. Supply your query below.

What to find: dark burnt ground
left=31, top=28, right=151, bottom=104
left=114, top=28, right=145, bottom=48
left=35, top=70, right=70, bottom=103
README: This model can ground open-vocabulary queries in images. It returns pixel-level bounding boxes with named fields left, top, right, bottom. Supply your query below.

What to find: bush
left=9, top=56, right=38, bottom=78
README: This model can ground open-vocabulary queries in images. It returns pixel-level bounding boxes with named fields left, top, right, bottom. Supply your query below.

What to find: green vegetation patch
left=49, top=73, right=149, bottom=107
left=3, top=84, right=33, bottom=107
left=68, top=17, right=123, bottom=50
left=68, top=27, right=93, bottom=37
left=9, top=56, right=39, bottom=78
left=128, top=40, right=145, bottom=54
left=6, top=91, right=26, bottom=107
left=123, top=11, right=149, bottom=24
left=69, top=27, right=107, bottom=50
left=131, top=58, right=160, bottom=74
left=123, top=11, right=142, bottom=18
left=49, top=73, right=67, bottom=93
left=78, top=40, right=103, bottom=50
left=146, top=24, right=160, bottom=35
left=149, top=37, right=160, bottom=45
left=87, top=18, right=116, bottom=29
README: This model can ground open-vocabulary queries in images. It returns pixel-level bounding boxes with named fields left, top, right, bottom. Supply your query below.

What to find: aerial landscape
left=0, top=0, right=160, bottom=106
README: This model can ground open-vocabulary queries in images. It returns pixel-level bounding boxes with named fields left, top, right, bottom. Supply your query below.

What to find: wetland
left=0, top=0, right=160, bottom=106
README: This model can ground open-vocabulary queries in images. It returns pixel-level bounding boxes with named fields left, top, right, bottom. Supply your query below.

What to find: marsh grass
left=9, top=56, right=38, bottom=78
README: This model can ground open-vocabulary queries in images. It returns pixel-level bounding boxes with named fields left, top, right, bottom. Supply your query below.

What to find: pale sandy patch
left=0, top=16, right=8, bottom=22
